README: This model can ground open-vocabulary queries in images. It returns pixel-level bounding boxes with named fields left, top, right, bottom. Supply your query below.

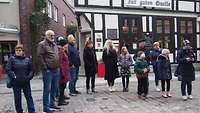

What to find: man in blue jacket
left=67, top=34, right=81, bottom=96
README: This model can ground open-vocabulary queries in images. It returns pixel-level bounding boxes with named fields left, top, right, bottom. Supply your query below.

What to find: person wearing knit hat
left=157, top=48, right=172, bottom=98
left=177, top=39, right=196, bottom=101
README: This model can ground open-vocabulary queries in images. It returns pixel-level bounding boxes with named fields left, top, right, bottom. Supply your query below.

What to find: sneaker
left=188, top=95, right=193, bottom=100
left=69, top=93, right=77, bottom=96
left=86, top=89, right=92, bottom=94
left=162, top=92, right=168, bottom=98
left=111, top=87, right=116, bottom=92
left=167, top=92, right=172, bottom=97
left=156, top=86, right=161, bottom=92
left=182, top=96, right=187, bottom=101
left=109, top=87, right=112, bottom=92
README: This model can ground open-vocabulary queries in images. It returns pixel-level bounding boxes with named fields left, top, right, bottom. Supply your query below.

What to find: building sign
left=0, top=0, right=10, bottom=2
left=125, top=0, right=172, bottom=9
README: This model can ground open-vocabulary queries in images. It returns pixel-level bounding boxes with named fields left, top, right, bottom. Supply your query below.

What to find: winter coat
left=177, top=48, right=195, bottom=81
left=151, top=49, right=162, bottom=73
left=6, top=56, right=33, bottom=86
left=37, top=39, right=59, bottom=71
left=68, top=43, right=81, bottom=67
left=157, top=55, right=172, bottom=80
left=134, top=58, right=150, bottom=79
left=102, top=48, right=119, bottom=80
left=59, top=50, right=71, bottom=84
left=118, top=54, right=133, bottom=77
left=83, top=47, right=98, bottom=76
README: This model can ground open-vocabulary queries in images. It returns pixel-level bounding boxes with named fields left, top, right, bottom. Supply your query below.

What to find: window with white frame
left=47, top=1, right=52, bottom=18
left=54, top=6, right=58, bottom=22
left=63, top=14, right=66, bottom=27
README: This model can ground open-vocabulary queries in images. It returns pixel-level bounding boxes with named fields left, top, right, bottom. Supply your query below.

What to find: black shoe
left=75, top=90, right=81, bottom=94
left=50, top=105, right=61, bottom=110
left=125, top=88, right=129, bottom=92
left=64, top=95, right=70, bottom=100
left=43, top=109, right=55, bottom=113
left=123, top=88, right=126, bottom=92
left=58, top=101, right=69, bottom=106
left=92, top=89, right=97, bottom=93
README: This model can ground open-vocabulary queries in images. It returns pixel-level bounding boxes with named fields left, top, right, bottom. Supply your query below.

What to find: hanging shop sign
left=126, top=0, right=172, bottom=9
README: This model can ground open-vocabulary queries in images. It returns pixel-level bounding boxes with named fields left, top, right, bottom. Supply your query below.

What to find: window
left=164, top=20, right=170, bottom=33
left=180, top=21, right=186, bottom=33
left=47, top=1, right=52, bottom=18
left=187, top=21, right=193, bottom=34
left=63, top=15, right=66, bottom=27
left=53, top=6, right=58, bottom=22
left=156, top=20, right=162, bottom=33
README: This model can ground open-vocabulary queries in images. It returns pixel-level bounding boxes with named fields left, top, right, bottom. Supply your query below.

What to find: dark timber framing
left=75, top=0, right=200, bottom=63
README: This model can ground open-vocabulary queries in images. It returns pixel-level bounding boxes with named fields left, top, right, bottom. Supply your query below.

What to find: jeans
left=42, top=70, right=60, bottom=112
left=181, top=80, right=192, bottom=96
left=161, top=80, right=170, bottom=92
left=86, top=74, right=95, bottom=90
left=69, top=67, right=79, bottom=93
left=137, top=77, right=149, bottom=95
left=122, top=76, right=129, bottom=88
left=153, top=65, right=159, bottom=86
left=13, top=82, right=36, bottom=113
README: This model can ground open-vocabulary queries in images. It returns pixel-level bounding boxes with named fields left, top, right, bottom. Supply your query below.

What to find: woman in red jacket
left=57, top=37, right=71, bottom=106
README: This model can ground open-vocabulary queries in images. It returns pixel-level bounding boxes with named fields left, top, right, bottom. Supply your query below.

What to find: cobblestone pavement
left=0, top=73, right=200, bottom=113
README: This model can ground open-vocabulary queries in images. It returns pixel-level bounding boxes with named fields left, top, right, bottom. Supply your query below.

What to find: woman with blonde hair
left=118, top=46, right=132, bottom=92
left=102, top=40, right=119, bottom=92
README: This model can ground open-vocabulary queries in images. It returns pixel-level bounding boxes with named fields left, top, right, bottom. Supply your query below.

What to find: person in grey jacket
left=37, top=30, right=60, bottom=113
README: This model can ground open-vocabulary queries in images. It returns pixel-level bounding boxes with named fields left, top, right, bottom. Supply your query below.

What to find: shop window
left=180, top=21, right=186, bottom=33
left=164, top=20, right=170, bottom=34
left=122, top=19, right=129, bottom=33
left=187, top=21, right=193, bottom=34
left=156, top=20, right=162, bottom=33
left=107, top=29, right=118, bottom=39
left=131, top=19, right=137, bottom=33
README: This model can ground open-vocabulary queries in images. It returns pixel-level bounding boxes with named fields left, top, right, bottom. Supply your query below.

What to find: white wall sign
left=125, top=0, right=172, bottom=9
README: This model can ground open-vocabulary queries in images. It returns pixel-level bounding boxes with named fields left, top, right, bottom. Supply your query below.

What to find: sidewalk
left=0, top=73, right=200, bottom=113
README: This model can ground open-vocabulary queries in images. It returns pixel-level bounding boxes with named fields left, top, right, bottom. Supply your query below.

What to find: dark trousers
left=59, top=83, right=66, bottom=102
left=13, top=83, right=36, bottom=113
left=122, top=76, right=129, bottom=88
left=86, top=74, right=95, bottom=90
left=153, top=65, right=159, bottom=86
left=107, top=79, right=115, bottom=86
left=137, top=77, right=149, bottom=95
left=181, top=80, right=192, bottom=96
left=161, top=80, right=170, bottom=92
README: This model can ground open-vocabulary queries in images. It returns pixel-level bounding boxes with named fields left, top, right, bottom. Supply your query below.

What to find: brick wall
left=19, top=0, right=35, bottom=56
left=48, top=0, right=77, bottom=37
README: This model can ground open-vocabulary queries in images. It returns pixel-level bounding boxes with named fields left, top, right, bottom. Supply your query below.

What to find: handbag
left=6, top=76, right=13, bottom=88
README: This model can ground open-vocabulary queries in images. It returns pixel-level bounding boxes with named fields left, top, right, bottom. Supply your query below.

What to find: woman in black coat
left=83, top=40, right=98, bottom=94
left=177, top=40, right=195, bottom=101
left=157, top=49, right=172, bottom=98
left=102, top=39, right=119, bottom=92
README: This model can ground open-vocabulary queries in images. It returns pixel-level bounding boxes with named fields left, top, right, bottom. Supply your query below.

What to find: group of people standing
left=5, top=29, right=196, bottom=113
